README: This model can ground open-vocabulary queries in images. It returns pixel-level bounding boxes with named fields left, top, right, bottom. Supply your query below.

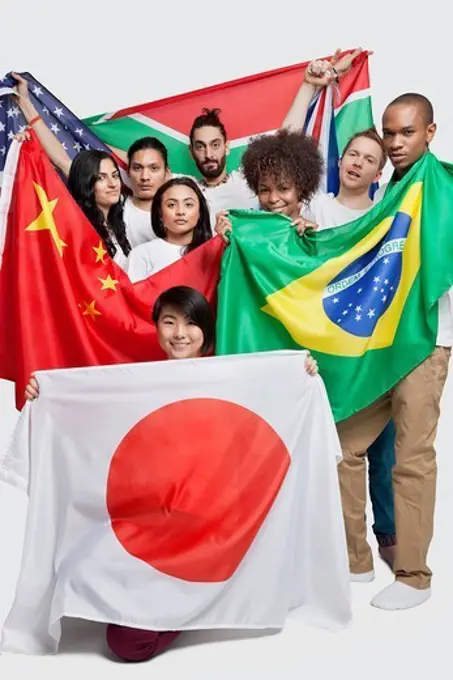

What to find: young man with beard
left=188, top=107, right=258, bottom=216
left=337, top=93, right=452, bottom=610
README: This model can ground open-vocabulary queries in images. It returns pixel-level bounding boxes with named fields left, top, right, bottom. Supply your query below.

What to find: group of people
left=10, top=47, right=452, bottom=662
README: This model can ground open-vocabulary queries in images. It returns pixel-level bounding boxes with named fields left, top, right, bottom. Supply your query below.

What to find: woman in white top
left=127, top=177, right=212, bottom=282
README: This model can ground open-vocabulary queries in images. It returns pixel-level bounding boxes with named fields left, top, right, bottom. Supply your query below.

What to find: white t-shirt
left=126, top=239, right=185, bottom=283
left=193, top=170, right=259, bottom=223
left=375, top=182, right=453, bottom=347
left=107, top=233, right=128, bottom=271
left=304, top=191, right=369, bottom=230
left=123, top=197, right=155, bottom=248
left=113, top=248, right=128, bottom=271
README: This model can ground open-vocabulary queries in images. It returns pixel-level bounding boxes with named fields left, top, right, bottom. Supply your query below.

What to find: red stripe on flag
left=311, top=90, right=327, bottom=141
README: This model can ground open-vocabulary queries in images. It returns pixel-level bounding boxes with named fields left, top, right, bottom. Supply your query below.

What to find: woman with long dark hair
left=67, top=150, right=131, bottom=266
left=127, top=177, right=212, bottom=282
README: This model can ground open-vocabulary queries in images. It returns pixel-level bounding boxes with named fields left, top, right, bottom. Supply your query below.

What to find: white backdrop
left=1, top=2, right=453, bottom=678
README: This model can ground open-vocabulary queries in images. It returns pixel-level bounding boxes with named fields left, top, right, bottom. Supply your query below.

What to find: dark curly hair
left=68, top=150, right=131, bottom=259
left=151, top=177, right=212, bottom=255
left=241, top=129, right=323, bottom=204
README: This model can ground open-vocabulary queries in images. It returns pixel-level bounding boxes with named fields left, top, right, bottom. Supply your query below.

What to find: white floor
left=1, top=375, right=453, bottom=680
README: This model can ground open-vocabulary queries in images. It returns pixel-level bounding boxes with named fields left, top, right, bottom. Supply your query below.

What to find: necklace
left=199, top=173, right=230, bottom=190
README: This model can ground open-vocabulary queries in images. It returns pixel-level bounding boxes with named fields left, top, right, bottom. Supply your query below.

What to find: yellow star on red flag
left=98, top=274, right=119, bottom=291
left=82, top=300, right=102, bottom=318
left=93, top=241, right=108, bottom=263
left=25, top=183, right=67, bottom=257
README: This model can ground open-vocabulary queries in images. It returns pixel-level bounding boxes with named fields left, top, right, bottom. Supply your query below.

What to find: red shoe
left=107, top=624, right=181, bottom=662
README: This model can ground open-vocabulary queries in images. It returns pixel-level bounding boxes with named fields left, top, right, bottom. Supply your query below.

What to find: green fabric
left=216, top=153, right=453, bottom=421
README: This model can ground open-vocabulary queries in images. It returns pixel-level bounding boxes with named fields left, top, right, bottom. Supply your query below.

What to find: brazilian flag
left=216, top=152, right=453, bottom=422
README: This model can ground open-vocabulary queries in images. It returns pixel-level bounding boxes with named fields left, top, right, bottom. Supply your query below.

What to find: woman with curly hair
left=215, top=128, right=323, bottom=236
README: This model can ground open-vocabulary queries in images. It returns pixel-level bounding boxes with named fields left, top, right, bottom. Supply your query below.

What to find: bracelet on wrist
left=28, top=114, right=41, bottom=127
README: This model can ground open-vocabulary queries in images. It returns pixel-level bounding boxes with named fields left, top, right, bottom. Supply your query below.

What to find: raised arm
left=11, top=72, right=72, bottom=177
left=283, top=48, right=364, bottom=132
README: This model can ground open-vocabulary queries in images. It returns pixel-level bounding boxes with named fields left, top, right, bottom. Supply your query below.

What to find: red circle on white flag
left=107, top=398, right=290, bottom=582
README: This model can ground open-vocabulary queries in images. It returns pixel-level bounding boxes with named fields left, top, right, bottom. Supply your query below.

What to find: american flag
left=0, top=72, right=113, bottom=185
left=322, top=211, right=411, bottom=337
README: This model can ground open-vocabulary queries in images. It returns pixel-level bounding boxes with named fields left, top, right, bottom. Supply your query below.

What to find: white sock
left=371, top=581, right=431, bottom=610
left=350, top=570, right=375, bottom=583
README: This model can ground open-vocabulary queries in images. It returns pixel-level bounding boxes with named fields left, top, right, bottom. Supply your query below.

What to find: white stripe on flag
left=305, top=94, right=322, bottom=138
left=334, top=88, right=371, bottom=116
left=0, top=139, right=21, bottom=269
left=129, top=114, right=190, bottom=143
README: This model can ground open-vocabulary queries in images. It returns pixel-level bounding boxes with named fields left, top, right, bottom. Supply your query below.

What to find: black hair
left=151, top=177, right=212, bottom=254
left=385, top=93, right=434, bottom=125
left=241, top=128, right=323, bottom=204
left=152, top=285, right=215, bottom=355
left=68, top=150, right=131, bottom=258
left=127, top=136, right=169, bottom=168
left=189, top=108, right=227, bottom=145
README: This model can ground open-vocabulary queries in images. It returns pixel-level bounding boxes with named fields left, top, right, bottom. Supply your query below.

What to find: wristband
left=28, top=115, right=41, bottom=127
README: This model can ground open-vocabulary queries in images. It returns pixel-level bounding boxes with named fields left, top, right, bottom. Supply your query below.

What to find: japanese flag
left=1, top=350, right=350, bottom=655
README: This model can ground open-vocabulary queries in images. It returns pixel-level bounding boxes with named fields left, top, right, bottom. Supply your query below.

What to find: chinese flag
left=0, top=135, right=224, bottom=408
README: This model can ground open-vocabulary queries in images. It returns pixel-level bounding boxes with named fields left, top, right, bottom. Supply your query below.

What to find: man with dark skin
left=338, top=93, right=451, bottom=610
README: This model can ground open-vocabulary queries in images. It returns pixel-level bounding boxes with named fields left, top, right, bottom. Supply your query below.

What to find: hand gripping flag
left=84, top=50, right=373, bottom=194
left=0, top=72, right=117, bottom=185
left=0, top=135, right=224, bottom=409
left=0, top=351, right=350, bottom=655
left=216, top=153, right=453, bottom=422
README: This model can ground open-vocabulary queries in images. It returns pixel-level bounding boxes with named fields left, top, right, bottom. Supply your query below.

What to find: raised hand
left=10, top=72, right=31, bottom=102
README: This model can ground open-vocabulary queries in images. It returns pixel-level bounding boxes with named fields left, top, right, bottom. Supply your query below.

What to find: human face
left=258, top=175, right=300, bottom=220
left=382, top=104, right=436, bottom=174
left=161, top=185, right=200, bottom=245
left=339, top=137, right=383, bottom=192
left=93, top=158, right=121, bottom=211
left=157, top=305, right=204, bottom=359
left=190, top=126, right=228, bottom=179
left=128, top=149, right=169, bottom=201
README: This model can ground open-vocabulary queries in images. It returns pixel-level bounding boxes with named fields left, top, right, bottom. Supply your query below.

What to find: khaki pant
left=337, top=347, right=451, bottom=590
